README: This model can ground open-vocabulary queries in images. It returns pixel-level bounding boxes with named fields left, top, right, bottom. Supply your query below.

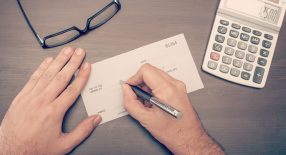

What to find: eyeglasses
left=17, top=0, right=121, bottom=48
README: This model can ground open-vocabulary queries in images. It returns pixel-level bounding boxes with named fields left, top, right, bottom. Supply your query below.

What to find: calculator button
left=251, top=36, right=260, bottom=45
left=262, top=40, right=272, bottom=49
left=220, top=20, right=229, bottom=26
left=227, top=38, right=237, bottom=47
left=246, top=54, right=256, bottom=62
left=264, top=34, right=273, bottom=40
left=213, top=43, right=223, bottom=52
left=233, top=59, right=243, bottom=68
left=229, top=30, right=239, bottom=38
left=260, top=49, right=269, bottom=57
left=220, top=65, right=230, bottom=73
left=210, top=52, right=220, bottom=61
left=232, top=23, right=241, bottom=29
left=238, top=42, right=247, bottom=50
left=248, top=45, right=258, bottom=53
left=222, top=56, right=232, bottom=65
left=243, top=63, right=253, bottom=71
left=240, top=33, right=250, bottom=41
left=253, top=30, right=262, bottom=36
left=241, top=72, right=251, bottom=80
left=258, top=58, right=267, bottom=66
left=215, top=35, right=225, bottom=43
left=230, top=68, right=240, bottom=77
left=253, top=67, right=265, bottom=84
left=208, top=61, right=218, bottom=70
left=235, top=50, right=245, bottom=59
left=224, top=47, right=235, bottom=56
left=218, top=26, right=227, bottom=34
left=242, top=27, right=251, bottom=33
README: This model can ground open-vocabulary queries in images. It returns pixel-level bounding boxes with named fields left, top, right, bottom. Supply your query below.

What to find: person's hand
left=0, top=47, right=101, bottom=155
left=122, top=64, right=224, bottom=155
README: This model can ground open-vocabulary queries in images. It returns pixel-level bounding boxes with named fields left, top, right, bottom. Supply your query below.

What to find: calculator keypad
left=203, top=16, right=277, bottom=88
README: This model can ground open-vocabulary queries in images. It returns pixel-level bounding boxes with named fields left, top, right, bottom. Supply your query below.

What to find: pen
left=120, top=81, right=183, bottom=119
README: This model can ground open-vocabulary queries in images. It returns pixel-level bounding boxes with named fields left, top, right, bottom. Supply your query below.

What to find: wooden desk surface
left=1, top=0, right=286, bottom=154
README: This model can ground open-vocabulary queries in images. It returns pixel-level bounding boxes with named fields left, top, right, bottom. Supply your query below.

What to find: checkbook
left=81, top=34, right=204, bottom=124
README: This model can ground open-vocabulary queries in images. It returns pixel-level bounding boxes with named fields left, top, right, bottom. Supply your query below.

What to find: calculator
left=202, top=0, right=286, bottom=88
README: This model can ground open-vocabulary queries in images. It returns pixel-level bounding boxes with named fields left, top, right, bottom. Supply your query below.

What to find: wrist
left=171, top=131, right=225, bottom=155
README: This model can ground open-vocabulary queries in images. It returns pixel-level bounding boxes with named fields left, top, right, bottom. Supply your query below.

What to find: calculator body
left=202, top=0, right=286, bottom=88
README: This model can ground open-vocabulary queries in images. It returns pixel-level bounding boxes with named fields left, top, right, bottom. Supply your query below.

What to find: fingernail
left=46, top=57, right=53, bottom=64
left=75, top=48, right=83, bottom=55
left=64, top=47, right=72, bottom=55
left=93, top=115, right=102, bottom=126
left=82, top=62, right=89, bottom=70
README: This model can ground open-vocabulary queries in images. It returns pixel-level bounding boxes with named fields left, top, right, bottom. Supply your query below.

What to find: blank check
left=81, top=34, right=204, bottom=124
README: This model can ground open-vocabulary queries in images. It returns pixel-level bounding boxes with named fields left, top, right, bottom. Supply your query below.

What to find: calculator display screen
left=223, top=0, right=283, bottom=25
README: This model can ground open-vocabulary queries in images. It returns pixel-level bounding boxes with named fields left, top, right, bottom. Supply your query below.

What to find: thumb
left=122, top=84, right=151, bottom=124
left=60, top=115, right=101, bottom=154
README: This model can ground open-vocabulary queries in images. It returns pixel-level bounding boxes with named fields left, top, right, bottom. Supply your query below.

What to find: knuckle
left=141, top=63, right=152, bottom=71
left=54, top=56, right=66, bottom=65
left=174, top=80, right=187, bottom=91
left=66, top=84, right=79, bottom=94
left=42, top=72, right=54, bottom=82
left=29, top=72, right=41, bottom=83
left=56, top=72, right=70, bottom=84
left=80, top=123, right=93, bottom=136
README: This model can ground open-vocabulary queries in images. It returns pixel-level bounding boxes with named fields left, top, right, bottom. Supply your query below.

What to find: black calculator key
left=213, top=43, right=223, bottom=52
left=241, top=72, right=251, bottom=80
left=242, top=27, right=251, bottom=33
left=230, top=30, right=239, bottom=38
left=220, top=20, right=229, bottom=26
left=260, top=49, right=269, bottom=57
left=253, top=67, right=265, bottom=84
left=232, top=23, right=241, bottom=29
left=262, top=40, right=272, bottom=49
left=218, top=26, right=227, bottom=34
left=253, top=30, right=262, bottom=36
left=251, top=36, right=260, bottom=45
left=264, top=34, right=273, bottom=40
left=258, top=58, right=267, bottom=66
left=215, top=35, right=225, bottom=43
left=240, top=33, right=250, bottom=41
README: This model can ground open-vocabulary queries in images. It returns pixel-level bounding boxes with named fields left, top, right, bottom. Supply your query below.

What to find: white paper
left=81, top=34, right=204, bottom=124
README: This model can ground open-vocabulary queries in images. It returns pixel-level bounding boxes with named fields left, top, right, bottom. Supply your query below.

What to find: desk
left=0, top=0, right=286, bottom=154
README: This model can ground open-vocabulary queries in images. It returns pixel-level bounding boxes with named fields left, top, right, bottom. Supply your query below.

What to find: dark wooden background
left=1, top=0, right=286, bottom=154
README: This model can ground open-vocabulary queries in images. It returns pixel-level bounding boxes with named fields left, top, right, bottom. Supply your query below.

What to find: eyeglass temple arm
left=17, top=0, right=44, bottom=45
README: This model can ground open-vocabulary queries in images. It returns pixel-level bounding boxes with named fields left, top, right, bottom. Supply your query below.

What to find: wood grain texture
left=0, top=0, right=286, bottom=154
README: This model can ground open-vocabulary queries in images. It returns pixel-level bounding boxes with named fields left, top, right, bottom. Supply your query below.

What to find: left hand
left=0, top=47, right=101, bottom=155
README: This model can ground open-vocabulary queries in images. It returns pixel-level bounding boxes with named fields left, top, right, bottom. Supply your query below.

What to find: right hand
left=122, top=64, right=224, bottom=155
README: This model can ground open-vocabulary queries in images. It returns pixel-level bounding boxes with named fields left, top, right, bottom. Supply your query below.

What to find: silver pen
left=121, top=81, right=183, bottom=119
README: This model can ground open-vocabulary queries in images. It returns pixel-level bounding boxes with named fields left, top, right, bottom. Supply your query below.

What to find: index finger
left=127, top=64, right=174, bottom=90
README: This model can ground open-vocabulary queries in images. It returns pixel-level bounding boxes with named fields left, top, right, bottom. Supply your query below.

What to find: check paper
left=81, top=34, right=204, bottom=124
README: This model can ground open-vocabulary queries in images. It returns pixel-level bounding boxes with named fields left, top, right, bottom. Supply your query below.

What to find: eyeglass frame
left=17, top=0, right=121, bottom=49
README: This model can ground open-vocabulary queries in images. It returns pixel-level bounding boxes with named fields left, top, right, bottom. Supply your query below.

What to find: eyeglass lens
left=89, top=3, right=118, bottom=29
left=45, top=30, right=80, bottom=47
